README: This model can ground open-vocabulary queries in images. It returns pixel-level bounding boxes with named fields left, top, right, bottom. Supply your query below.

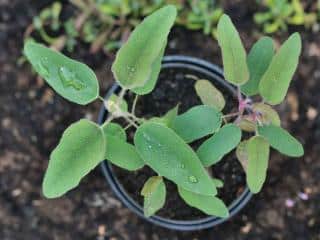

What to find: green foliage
left=212, top=178, right=224, bottom=188
left=132, top=43, right=166, bottom=95
left=241, top=37, right=275, bottom=96
left=217, top=14, right=249, bottom=85
left=194, top=80, right=225, bottom=111
left=253, top=103, right=280, bottom=126
left=172, top=105, right=222, bottom=143
left=102, top=123, right=144, bottom=170
left=259, top=33, right=301, bottom=105
left=254, top=0, right=317, bottom=34
left=236, top=140, right=249, bottom=171
left=141, top=176, right=166, bottom=217
left=197, top=124, right=242, bottom=167
left=112, top=5, right=176, bottom=91
left=178, top=187, right=229, bottom=217
left=26, top=0, right=223, bottom=55
left=258, top=125, right=304, bottom=157
left=134, top=122, right=217, bottom=196
left=24, top=41, right=99, bottom=105
left=25, top=7, right=304, bottom=218
left=105, top=94, right=129, bottom=117
left=246, top=136, right=270, bottom=193
left=43, top=119, right=105, bottom=198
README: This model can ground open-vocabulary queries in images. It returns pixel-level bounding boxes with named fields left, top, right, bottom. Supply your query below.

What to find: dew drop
left=188, top=176, right=198, bottom=183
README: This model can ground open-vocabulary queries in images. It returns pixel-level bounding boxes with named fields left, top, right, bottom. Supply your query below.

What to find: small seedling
left=254, top=0, right=317, bottom=33
left=24, top=6, right=303, bottom=218
left=24, top=0, right=223, bottom=54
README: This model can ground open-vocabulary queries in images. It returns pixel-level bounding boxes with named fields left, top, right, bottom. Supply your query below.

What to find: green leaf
left=212, top=178, right=224, bottom=188
left=259, top=33, right=302, bottom=105
left=178, top=187, right=229, bottom=217
left=258, top=125, right=304, bottom=157
left=194, top=79, right=225, bottom=111
left=42, top=119, right=105, bottom=198
left=162, top=104, right=179, bottom=127
left=134, top=122, right=217, bottom=196
left=102, top=123, right=144, bottom=171
left=241, top=37, right=275, bottom=96
left=105, top=94, right=128, bottom=116
left=236, top=140, right=249, bottom=171
left=197, top=124, right=242, bottom=167
left=247, top=136, right=270, bottom=193
left=253, top=103, right=280, bottom=126
left=141, top=176, right=166, bottom=217
left=24, top=41, right=99, bottom=105
left=101, top=122, right=126, bottom=141
left=132, top=42, right=165, bottom=95
left=172, top=105, right=222, bottom=143
left=111, top=6, right=176, bottom=90
left=217, top=14, right=249, bottom=85
left=238, top=117, right=256, bottom=132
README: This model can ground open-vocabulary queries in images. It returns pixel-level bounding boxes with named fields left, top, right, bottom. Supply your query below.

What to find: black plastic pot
left=98, top=55, right=252, bottom=231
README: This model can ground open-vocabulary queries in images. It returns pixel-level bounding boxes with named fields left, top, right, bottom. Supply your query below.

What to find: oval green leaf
left=241, top=37, right=275, bottom=96
left=102, top=123, right=144, bottom=171
left=217, top=14, right=249, bottom=85
left=111, top=5, right=176, bottom=89
left=42, top=119, right=105, bottom=198
left=258, top=125, right=304, bottom=157
left=132, top=42, right=165, bottom=95
left=194, top=79, right=226, bottom=111
left=238, top=117, right=256, bottom=132
left=247, top=136, right=270, bottom=193
left=178, top=187, right=229, bottom=217
left=24, top=41, right=99, bottom=105
left=259, top=33, right=302, bottom=105
left=102, top=122, right=126, bottom=141
left=197, top=124, right=242, bottom=167
left=172, top=105, right=222, bottom=143
left=236, top=140, right=249, bottom=172
left=253, top=103, right=280, bottom=126
left=141, top=176, right=166, bottom=217
left=134, top=122, right=217, bottom=196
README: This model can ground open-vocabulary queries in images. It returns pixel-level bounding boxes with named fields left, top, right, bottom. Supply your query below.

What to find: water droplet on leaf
left=188, top=175, right=198, bottom=183
left=58, top=66, right=84, bottom=90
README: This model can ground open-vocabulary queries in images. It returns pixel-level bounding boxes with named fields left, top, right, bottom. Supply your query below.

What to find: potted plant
left=24, top=5, right=304, bottom=231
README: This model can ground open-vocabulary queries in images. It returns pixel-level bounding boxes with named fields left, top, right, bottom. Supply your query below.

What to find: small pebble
left=306, top=107, right=318, bottom=120
left=241, top=222, right=252, bottom=234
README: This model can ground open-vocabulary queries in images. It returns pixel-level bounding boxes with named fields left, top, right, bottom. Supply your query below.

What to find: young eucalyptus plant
left=24, top=5, right=304, bottom=218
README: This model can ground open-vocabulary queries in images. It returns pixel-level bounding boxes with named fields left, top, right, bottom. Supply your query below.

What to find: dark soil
left=112, top=66, right=246, bottom=220
left=1, top=0, right=320, bottom=240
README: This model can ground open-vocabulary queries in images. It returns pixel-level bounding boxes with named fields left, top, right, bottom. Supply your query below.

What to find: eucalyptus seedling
left=24, top=6, right=303, bottom=219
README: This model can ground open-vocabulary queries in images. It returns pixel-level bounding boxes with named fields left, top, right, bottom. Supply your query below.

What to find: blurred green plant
left=24, top=0, right=223, bottom=54
left=254, top=0, right=318, bottom=33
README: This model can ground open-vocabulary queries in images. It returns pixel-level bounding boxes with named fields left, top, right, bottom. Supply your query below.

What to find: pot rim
left=98, top=55, right=253, bottom=231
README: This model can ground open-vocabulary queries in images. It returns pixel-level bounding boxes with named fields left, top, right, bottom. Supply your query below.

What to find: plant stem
left=123, top=116, right=138, bottom=128
left=131, top=94, right=139, bottom=115
left=222, top=112, right=240, bottom=118
left=101, top=115, right=114, bottom=128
